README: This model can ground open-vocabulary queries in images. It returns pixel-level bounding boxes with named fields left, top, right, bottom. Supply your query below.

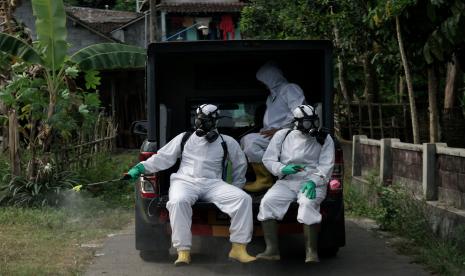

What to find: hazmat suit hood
left=256, top=62, right=288, bottom=94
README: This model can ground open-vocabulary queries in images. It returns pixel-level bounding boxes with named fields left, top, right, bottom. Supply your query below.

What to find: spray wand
left=72, top=178, right=126, bottom=192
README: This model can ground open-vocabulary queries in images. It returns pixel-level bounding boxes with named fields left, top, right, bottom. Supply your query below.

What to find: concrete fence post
left=380, top=138, right=399, bottom=185
left=422, top=143, right=438, bottom=201
left=352, top=135, right=367, bottom=177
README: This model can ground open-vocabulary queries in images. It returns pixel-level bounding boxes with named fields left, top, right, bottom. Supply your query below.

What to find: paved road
left=85, top=219, right=430, bottom=276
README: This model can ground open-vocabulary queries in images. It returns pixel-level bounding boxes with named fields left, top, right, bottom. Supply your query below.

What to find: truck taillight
left=139, top=152, right=155, bottom=162
left=140, top=176, right=158, bottom=199
left=328, top=179, right=342, bottom=194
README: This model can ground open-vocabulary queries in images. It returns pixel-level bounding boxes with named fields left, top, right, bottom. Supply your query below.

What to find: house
left=155, top=0, right=245, bottom=41
left=110, top=0, right=247, bottom=45
left=13, top=0, right=145, bottom=53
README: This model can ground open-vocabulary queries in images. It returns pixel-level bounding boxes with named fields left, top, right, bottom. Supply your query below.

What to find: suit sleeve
left=262, top=130, right=289, bottom=178
left=140, top=132, right=185, bottom=173
left=226, top=137, right=248, bottom=188
left=308, top=135, right=335, bottom=187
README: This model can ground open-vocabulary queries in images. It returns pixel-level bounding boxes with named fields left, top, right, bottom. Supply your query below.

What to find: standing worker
left=124, top=104, right=256, bottom=265
left=256, top=105, right=335, bottom=263
left=241, top=61, right=305, bottom=192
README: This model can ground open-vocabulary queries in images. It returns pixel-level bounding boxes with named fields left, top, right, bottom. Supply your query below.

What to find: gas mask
left=293, top=105, right=320, bottom=137
left=194, top=104, right=219, bottom=143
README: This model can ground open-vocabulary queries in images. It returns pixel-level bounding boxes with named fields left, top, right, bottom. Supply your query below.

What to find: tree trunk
left=42, top=90, right=57, bottom=152
left=8, top=109, right=20, bottom=176
left=149, top=0, right=160, bottom=42
left=362, top=52, right=378, bottom=102
left=1, top=67, right=10, bottom=152
left=333, top=24, right=350, bottom=101
left=396, top=16, right=420, bottom=144
left=337, top=57, right=349, bottom=101
left=427, top=66, right=439, bottom=143
left=399, top=75, right=405, bottom=104
left=444, top=55, right=462, bottom=113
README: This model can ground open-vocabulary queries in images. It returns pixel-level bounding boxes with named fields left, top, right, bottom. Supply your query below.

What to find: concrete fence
left=352, top=135, right=465, bottom=210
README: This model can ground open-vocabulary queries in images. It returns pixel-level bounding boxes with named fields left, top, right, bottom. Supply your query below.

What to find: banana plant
left=0, top=0, right=145, bottom=121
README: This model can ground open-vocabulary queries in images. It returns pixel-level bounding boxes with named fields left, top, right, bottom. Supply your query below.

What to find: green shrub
left=346, top=175, right=465, bottom=275
left=75, top=151, right=137, bottom=208
left=0, top=150, right=137, bottom=208
left=0, top=164, right=80, bottom=207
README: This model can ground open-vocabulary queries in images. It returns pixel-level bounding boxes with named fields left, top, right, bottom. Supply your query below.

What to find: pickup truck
left=132, top=40, right=345, bottom=260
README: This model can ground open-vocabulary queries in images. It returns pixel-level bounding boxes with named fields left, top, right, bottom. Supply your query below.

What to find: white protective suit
left=257, top=129, right=335, bottom=225
left=241, top=63, right=305, bottom=162
left=141, top=131, right=252, bottom=250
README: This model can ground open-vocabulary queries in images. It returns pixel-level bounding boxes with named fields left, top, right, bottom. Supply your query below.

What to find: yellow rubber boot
left=243, top=163, right=273, bottom=193
left=228, top=243, right=257, bottom=263
left=174, top=250, right=191, bottom=266
left=303, top=224, right=319, bottom=263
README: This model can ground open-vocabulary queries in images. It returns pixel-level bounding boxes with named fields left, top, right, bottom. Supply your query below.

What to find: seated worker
left=256, top=105, right=335, bottom=263
left=241, top=61, right=305, bottom=192
left=124, top=104, right=256, bottom=265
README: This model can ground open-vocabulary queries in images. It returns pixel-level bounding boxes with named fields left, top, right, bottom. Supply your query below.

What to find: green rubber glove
left=122, top=163, right=145, bottom=182
left=300, top=180, right=316, bottom=199
left=281, top=164, right=305, bottom=175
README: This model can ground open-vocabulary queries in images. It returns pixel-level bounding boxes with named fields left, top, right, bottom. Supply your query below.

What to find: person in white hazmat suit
left=241, top=61, right=305, bottom=193
left=256, top=105, right=335, bottom=263
left=123, top=104, right=256, bottom=265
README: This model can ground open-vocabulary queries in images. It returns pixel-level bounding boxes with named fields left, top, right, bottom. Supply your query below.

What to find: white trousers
left=166, top=173, right=253, bottom=251
left=257, top=179, right=327, bottom=225
left=240, top=133, right=271, bottom=163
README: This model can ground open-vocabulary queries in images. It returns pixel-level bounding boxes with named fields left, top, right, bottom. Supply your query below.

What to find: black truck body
left=134, top=40, right=345, bottom=259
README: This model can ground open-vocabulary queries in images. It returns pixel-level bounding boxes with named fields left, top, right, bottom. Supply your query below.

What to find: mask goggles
left=295, top=106, right=320, bottom=136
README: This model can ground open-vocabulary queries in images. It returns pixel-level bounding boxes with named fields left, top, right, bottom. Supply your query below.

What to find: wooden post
left=378, top=104, right=384, bottom=138
left=368, top=102, right=374, bottom=138
left=0, top=102, right=7, bottom=152
left=149, top=0, right=159, bottom=43
left=403, top=103, right=408, bottom=142
left=391, top=116, right=396, bottom=138
left=347, top=103, right=353, bottom=138
left=8, top=110, right=20, bottom=176
left=352, top=135, right=367, bottom=177
left=358, top=102, right=362, bottom=134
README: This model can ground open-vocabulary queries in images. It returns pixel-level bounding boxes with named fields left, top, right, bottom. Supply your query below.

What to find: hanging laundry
left=219, top=15, right=234, bottom=40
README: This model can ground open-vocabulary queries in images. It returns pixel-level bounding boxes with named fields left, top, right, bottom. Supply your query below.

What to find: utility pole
left=149, top=0, right=160, bottom=42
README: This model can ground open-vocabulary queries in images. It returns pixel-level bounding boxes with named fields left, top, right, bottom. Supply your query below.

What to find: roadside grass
left=344, top=174, right=465, bottom=276
left=0, top=150, right=138, bottom=275
left=0, top=204, right=132, bottom=275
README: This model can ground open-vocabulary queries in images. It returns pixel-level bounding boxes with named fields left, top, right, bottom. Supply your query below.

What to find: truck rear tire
left=318, top=246, right=339, bottom=258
